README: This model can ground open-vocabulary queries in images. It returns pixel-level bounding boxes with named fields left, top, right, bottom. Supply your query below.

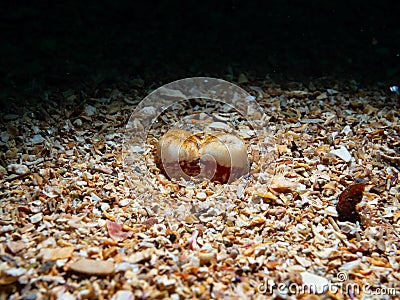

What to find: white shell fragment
left=327, top=88, right=339, bottom=95
left=31, top=134, right=46, bottom=144
left=339, top=260, right=362, bottom=272
left=7, top=164, right=29, bottom=175
left=208, top=122, right=231, bottom=131
left=330, top=145, right=352, bottom=162
left=4, top=268, right=27, bottom=277
left=325, top=206, right=338, bottom=217
left=270, top=174, right=298, bottom=192
left=196, top=192, right=207, bottom=200
left=341, top=125, right=352, bottom=136
left=30, top=213, right=43, bottom=224
left=84, top=104, right=97, bottom=116
left=300, top=272, right=329, bottom=294
left=111, top=291, right=134, bottom=300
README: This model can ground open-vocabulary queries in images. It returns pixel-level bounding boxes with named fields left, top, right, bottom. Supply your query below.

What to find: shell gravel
left=1, top=79, right=400, bottom=299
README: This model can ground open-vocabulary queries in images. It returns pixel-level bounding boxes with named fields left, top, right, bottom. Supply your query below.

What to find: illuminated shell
left=199, top=133, right=249, bottom=183
left=156, top=130, right=248, bottom=183
left=156, top=130, right=200, bottom=179
left=156, top=130, right=199, bottom=165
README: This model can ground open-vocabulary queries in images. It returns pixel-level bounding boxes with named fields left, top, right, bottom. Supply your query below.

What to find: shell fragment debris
left=68, top=258, right=115, bottom=276
left=330, top=145, right=352, bottom=162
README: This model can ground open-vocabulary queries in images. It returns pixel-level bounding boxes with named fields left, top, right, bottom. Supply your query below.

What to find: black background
left=1, top=0, right=400, bottom=104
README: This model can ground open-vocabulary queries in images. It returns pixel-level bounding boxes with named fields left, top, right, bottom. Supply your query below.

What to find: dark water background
left=1, top=0, right=399, bottom=105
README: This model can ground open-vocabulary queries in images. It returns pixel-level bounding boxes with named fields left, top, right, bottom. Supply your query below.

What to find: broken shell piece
left=269, top=174, right=298, bottom=193
left=330, top=145, right=352, bottom=162
left=7, top=164, right=30, bottom=175
left=68, top=258, right=115, bottom=276
left=196, top=192, right=207, bottom=201
left=208, top=122, right=231, bottom=131
left=300, top=272, right=329, bottom=294
left=336, top=183, right=365, bottom=223
left=199, top=252, right=216, bottom=266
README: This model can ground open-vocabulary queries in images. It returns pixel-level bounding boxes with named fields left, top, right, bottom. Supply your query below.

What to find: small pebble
left=40, top=247, right=75, bottom=261
left=84, top=104, right=97, bottom=116
left=389, top=187, right=399, bottom=196
left=325, top=206, right=338, bottom=217
left=1, top=132, right=10, bottom=142
left=199, top=252, right=215, bottom=266
left=129, top=248, right=154, bottom=264
left=156, top=276, right=176, bottom=291
left=111, top=290, right=134, bottom=300
left=339, top=260, right=361, bottom=271
left=196, top=192, right=207, bottom=200
left=0, top=165, right=7, bottom=175
left=31, top=134, right=45, bottom=144
left=316, top=92, right=328, bottom=100
left=101, top=203, right=110, bottom=211
left=76, top=180, right=87, bottom=186
left=270, top=174, right=298, bottom=193
left=30, top=213, right=43, bottom=224
left=0, top=225, right=14, bottom=233
left=327, top=89, right=339, bottom=95
left=103, top=183, right=114, bottom=190
left=7, top=241, right=26, bottom=254
left=7, top=164, right=29, bottom=175
left=56, top=259, right=69, bottom=268
left=229, top=248, right=239, bottom=259
left=4, top=268, right=27, bottom=277
left=170, top=294, right=180, bottom=300
left=208, top=122, right=230, bottom=131
left=301, top=272, right=329, bottom=293
left=68, top=258, right=115, bottom=276
left=73, top=119, right=83, bottom=126
left=118, top=198, right=131, bottom=207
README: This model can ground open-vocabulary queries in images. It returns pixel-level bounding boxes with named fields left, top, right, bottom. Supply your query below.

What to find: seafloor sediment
left=1, top=77, right=399, bottom=299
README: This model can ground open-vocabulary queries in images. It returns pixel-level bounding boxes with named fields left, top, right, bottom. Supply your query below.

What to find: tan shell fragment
left=269, top=174, right=298, bottom=193
left=68, top=258, right=115, bottom=276
left=40, top=247, right=75, bottom=261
